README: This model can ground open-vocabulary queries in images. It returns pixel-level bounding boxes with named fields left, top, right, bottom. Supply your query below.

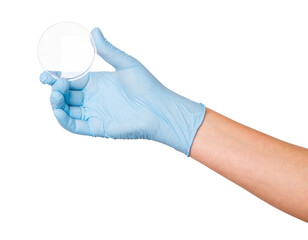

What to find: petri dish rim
left=37, top=21, right=96, bottom=81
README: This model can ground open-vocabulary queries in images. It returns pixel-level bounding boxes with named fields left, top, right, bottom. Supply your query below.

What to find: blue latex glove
left=40, top=27, right=205, bottom=156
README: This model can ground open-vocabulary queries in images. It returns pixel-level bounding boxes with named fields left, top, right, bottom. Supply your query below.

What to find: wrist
left=189, top=108, right=210, bottom=158
left=155, top=94, right=206, bottom=156
left=185, top=103, right=206, bottom=156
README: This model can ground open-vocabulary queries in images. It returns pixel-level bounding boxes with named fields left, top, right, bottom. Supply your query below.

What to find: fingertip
left=40, top=72, right=57, bottom=85
left=91, top=27, right=99, bottom=33
left=91, top=27, right=103, bottom=37
left=59, top=77, right=69, bottom=88
left=53, top=108, right=66, bottom=117
left=52, top=77, right=69, bottom=94
left=40, top=72, right=48, bottom=84
left=91, top=27, right=106, bottom=48
left=90, top=27, right=138, bottom=70
left=51, top=91, right=63, bottom=100
left=50, top=91, right=64, bottom=109
left=54, top=108, right=90, bottom=135
left=53, top=108, right=68, bottom=127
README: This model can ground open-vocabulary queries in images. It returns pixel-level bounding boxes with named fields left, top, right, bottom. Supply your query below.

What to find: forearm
left=190, top=108, right=308, bottom=222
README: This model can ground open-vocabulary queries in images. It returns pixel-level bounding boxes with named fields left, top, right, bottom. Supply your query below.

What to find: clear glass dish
left=37, top=22, right=96, bottom=81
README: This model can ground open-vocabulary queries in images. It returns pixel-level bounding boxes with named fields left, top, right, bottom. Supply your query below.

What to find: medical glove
left=40, top=27, right=206, bottom=156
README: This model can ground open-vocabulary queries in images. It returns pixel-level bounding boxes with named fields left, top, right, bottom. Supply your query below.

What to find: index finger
left=40, top=71, right=57, bottom=85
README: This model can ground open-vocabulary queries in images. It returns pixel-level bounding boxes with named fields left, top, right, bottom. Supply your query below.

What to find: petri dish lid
left=37, top=22, right=96, bottom=81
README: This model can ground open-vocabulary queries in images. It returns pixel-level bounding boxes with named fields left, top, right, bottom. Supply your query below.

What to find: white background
left=0, top=0, right=307, bottom=239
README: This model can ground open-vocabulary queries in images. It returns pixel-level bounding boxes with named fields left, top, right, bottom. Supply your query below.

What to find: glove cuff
left=156, top=96, right=206, bottom=156
left=185, top=103, right=206, bottom=156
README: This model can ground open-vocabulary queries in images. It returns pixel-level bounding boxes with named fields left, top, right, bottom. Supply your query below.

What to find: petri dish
left=37, top=22, right=96, bottom=81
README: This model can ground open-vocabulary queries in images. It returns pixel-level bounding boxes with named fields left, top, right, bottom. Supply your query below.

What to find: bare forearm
left=190, top=108, right=308, bottom=222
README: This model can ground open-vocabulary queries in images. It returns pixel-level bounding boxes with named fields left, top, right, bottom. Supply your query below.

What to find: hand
left=40, top=27, right=205, bottom=156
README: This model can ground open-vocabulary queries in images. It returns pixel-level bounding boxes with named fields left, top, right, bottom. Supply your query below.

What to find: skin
left=42, top=27, right=308, bottom=223
left=190, top=108, right=308, bottom=222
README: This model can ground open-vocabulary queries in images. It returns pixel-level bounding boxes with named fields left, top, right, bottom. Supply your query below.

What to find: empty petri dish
left=37, top=22, right=96, bottom=81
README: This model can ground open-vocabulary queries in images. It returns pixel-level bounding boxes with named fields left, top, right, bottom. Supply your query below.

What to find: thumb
left=91, top=27, right=139, bottom=70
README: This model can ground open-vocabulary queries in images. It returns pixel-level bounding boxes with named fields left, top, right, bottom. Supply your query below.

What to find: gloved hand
left=40, top=27, right=205, bottom=156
